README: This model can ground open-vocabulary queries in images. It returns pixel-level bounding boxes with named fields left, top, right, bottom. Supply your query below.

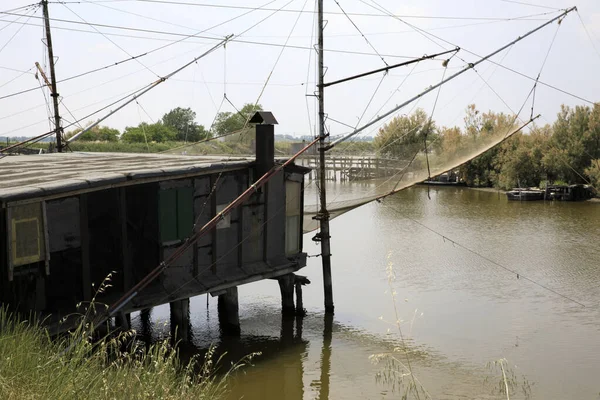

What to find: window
left=285, top=181, right=302, bottom=255
left=159, top=187, right=193, bottom=243
left=7, top=202, right=47, bottom=274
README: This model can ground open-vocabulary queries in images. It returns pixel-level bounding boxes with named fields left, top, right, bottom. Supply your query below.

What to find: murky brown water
left=133, top=184, right=600, bottom=399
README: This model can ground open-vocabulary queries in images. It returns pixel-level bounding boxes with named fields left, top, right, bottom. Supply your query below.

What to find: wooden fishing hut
left=0, top=112, right=310, bottom=336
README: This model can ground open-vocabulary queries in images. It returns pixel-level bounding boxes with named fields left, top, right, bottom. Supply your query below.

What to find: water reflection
left=133, top=186, right=600, bottom=399
left=222, top=314, right=309, bottom=400
left=317, top=313, right=332, bottom=400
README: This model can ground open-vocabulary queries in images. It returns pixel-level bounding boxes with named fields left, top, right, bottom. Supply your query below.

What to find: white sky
left=0, top=0, right=599, bottom=140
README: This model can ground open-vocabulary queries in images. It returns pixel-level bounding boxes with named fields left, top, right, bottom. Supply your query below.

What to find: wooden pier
left=298, top=155, right=409, bottom=181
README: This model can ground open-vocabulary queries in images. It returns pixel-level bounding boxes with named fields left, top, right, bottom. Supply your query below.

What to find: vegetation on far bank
left=13, top=99, right=600, bottom=189
left=375, top=103, right=600, bottom=190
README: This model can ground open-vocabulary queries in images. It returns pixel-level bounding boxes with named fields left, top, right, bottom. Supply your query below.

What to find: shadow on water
left=131, top=304, right=341, bottom=400
left=129, top=186, right=600, bottom=399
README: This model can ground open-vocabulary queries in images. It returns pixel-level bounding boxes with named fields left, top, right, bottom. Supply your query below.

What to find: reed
left=0, top=277, right=253, bottom=400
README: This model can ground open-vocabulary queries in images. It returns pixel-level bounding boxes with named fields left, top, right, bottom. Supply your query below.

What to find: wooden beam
left=80, top=194, right=91, bottom=301
left=210, top=174, right=217, bottom=274
left=119, top=188, right=132, bottom=291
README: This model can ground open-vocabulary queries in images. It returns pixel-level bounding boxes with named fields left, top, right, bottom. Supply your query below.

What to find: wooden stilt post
left=170, top=298, right=191, bottom=342
left=295, top=281, right=305, bottom=316
left=278, top=274, right=295, bottom=316
left=317, top=0, right=334, bottom=314
left=218, top=287, right=240, bottom=335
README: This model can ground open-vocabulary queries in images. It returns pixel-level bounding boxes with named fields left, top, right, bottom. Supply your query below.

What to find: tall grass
left=370, top=251, right=534, bottom=399
left=0, top=305, right=251, bottom=399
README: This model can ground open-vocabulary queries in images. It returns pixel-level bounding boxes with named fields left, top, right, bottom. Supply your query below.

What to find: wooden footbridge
left=298, top=155, right=409, bottom=181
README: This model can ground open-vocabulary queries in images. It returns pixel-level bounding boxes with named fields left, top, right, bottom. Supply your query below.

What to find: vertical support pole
left=80, top=194, right=91, bottom=302
left=6, top=206, right=13, bottom=282
left=115, top=312, right=131, bottom=331
left=35, top=275, right=46, bottom=311
left=139, top=308, right=152, bottom=345
left=41, top=0, right=63, bottom=152
left=119, top=188, right=131, bottom=291
left=170, top=298, right=191, bottom=342
left=218, top=287, right=240, bottom=335
left=317, top=0, right=334, bottom=314
left=210, top=175, right=218, bottom=274
left=278, top=274, right=295, bottom=316
left=41, top=201, right=50, bottom=276
left=295, top=280, right=305, bottom=316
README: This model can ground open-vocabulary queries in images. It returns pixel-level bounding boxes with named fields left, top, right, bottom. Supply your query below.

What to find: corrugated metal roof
left=0, top=152, right=254, bottom=203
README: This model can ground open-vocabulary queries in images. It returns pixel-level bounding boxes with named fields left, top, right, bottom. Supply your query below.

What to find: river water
left=133, top=184, right=600, bottom=400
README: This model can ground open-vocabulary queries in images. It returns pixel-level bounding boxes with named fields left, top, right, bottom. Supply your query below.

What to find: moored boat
left=506, top=188, right=545, bottom=201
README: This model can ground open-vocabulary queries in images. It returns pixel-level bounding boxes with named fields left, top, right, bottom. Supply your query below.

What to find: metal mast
left=42, top=0, right=63, bottom=152
left=317, top=0, right=334, bottom=313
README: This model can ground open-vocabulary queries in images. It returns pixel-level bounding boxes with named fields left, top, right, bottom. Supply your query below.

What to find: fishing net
left=301, top=115, right=532, bottom=233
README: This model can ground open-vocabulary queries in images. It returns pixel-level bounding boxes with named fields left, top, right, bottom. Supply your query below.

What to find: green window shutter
left=159, top=189, right=178, bottom=243
left=176, top=187, right=193, bottom=239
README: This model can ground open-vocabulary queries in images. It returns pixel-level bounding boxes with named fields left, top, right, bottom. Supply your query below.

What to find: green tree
left=373, top=108, right=436, bottom=159
left=493, top=125, right=551, bottom=189
left=212, top=103, right=263, bottom=137
left=121, top=122, right=176, bottom=143
left=542, top=105, right=594, bottom=183
left=585, top=160, right=600, bottom=187
left=437, top=126, right=462, bottom=157
left=65, top=125, right=120, bottom=142
left=161, top=107, right=210, bottom=142
left=459, top=105, right=517, bottom=187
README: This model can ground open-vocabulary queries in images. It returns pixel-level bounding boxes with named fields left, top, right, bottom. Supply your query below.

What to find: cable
left=0, top=0, right=284, bottom=100
left=55, top=0, right=564, bottom=21
left=242, top=0, right=305, bottom=127
left=529, top=21, right=561, bottom=119
left=0, top=66, right=34, bottom=89
left=0, top=6, right=38, bottom=56
left=380, top=201, right=587, bottom=308
left=0, top=21, right=429, bottom=103
left=0, top=65, right=36, bottom=74
left=234, top=17, right=559, bottom=39
left=36, top=72, right=54, bottom=132
left=360, top=2, right=594, bottom=106
left=60, top=2, right=159, bottom=78
left=576, top=11, right=600, bottom=63
left=1, top=81, right=154, bottom=153
left=362, top=0, right=451, bottom=53
left=422, top=65, right=450, bottom=198
left=59, top=98, right=85, bottom=130
left=80, top=0, right=217, bottom=36
left=499, top=0, right=561, bottom=11
left=170, top=0, right=305, bottom=231
left=355, top=73, right=387, bottom=129
left=0, top=11, right=444, bottom=62
left=304, top=0, right=317, bottom=138
left=135, top=100, right=151, bottom=151
left=333, top=0, right=387, bottom=67
left=0, top=3, right=39, bottom=14
left=153, top=155, right=320, bottom=307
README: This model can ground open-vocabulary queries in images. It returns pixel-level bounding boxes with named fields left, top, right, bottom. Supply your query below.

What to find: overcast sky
left=1, top=0, right=599, bottom=140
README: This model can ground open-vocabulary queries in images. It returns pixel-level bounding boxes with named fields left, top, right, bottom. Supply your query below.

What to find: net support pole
left=42, top=0, right=63, bottom=152
left=327, top=6, right=576, bottom=148
left=317, top=0, right=334, bottom=314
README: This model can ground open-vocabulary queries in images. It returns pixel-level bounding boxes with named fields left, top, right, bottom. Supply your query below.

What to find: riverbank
left=462, top=186, right=506, bottom=194
left=0, top=309, right=236, bottom=400
left=465, top=185, right=600, bottom=202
